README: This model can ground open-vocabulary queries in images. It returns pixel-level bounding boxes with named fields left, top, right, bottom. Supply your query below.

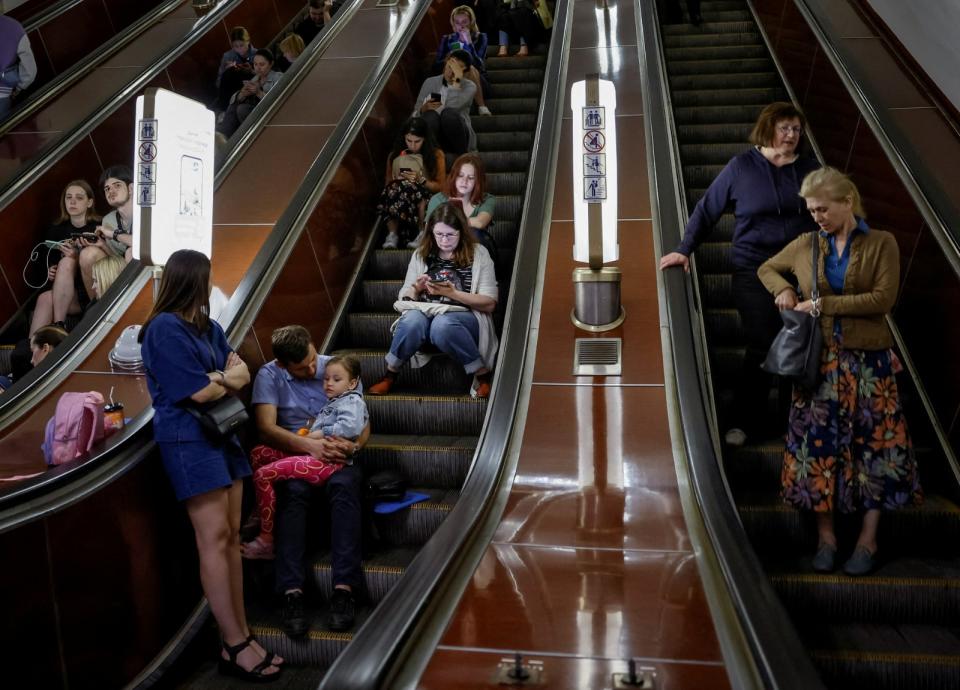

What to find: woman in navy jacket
left=140, top=249, right=282, bottom=682
left=660, top=102, right=820, bottom=446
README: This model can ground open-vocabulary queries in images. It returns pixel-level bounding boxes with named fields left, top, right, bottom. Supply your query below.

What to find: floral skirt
left=781, top=339, right=922, bottom=513
left=377, top=179, right=429, bottom=232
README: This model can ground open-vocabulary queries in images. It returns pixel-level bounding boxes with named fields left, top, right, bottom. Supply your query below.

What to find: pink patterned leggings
left=249, top=445, right=344, bottom=540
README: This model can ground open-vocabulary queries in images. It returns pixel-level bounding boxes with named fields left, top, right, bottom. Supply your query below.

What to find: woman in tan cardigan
left=758, top=167, right=921, bottom=577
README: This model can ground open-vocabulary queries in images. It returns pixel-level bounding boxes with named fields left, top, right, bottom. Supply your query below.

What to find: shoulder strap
left=810, top=233, right=820, bottom=302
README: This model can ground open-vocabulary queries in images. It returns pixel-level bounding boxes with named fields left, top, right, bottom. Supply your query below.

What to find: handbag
left=367, top=470, right=407, bottom=503
left=186, top=335, right=249, bottom=440
left=761, top=234, right=823, bottom=391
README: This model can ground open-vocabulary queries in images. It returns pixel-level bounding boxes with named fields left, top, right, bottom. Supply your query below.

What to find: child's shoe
left=241, top=536, right=275, bottom=560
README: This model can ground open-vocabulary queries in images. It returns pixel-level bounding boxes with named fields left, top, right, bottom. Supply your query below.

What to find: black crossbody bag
left=761, top=234, right=824, bottom=391
left=186, top=336, right=249, bottom=440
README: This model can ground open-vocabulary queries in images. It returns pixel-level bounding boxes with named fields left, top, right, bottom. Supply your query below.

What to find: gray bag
left=761, top=234, right=823, bottom=391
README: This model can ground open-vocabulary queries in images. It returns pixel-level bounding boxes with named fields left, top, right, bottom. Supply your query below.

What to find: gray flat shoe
left=812, top=543, right=837, bottom=573
left=843, top=546, right=876, bottom=576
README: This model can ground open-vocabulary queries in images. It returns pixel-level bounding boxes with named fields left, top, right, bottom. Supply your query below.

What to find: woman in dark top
left=660, top=102, right=821, bottom=447
left=29, top=180, right=100, bottom=335
left=140, top=250, right=282, bottom=682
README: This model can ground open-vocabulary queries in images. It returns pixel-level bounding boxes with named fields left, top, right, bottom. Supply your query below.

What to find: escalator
left=658, top=0, right=960, bottom=687
left=161, top=38, right=550, bottom=685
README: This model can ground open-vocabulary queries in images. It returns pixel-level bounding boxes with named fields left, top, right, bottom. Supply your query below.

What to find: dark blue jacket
left=677, top=148, right=820, bottom=270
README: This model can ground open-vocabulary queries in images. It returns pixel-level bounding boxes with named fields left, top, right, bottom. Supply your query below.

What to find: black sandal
left=247, top=633, right=284, bottom=667
left=219, top=638, right=282, bottom=683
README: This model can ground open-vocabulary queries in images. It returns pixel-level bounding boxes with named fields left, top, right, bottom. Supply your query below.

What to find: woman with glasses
left=659, top=102, right=821, bottom=447
left=368, top=203, right=498, bottom=399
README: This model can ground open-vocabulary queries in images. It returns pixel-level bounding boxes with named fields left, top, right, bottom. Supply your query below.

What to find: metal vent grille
left=573, top=338, right=622, bottom=376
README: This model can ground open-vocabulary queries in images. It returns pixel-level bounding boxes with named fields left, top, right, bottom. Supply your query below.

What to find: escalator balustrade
left=238, top=43, right=547, bottom=672
left=661, top=1, right=960, bottom=687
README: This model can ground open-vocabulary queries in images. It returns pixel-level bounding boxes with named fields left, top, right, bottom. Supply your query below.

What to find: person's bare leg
left=856, top=508, right=880, bottom=554
left=52, top=257, right=79, bottom=323
left=816, top=511, right=836, bottom=547
left=185, top=488, right=279, bottom=676
left=78, top=245, right=108, bottom=300
left=29, top=290, right=53, bottom=336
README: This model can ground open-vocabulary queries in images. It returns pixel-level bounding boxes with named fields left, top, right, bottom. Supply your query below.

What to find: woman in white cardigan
left=368, top=202, right=498, bottom=398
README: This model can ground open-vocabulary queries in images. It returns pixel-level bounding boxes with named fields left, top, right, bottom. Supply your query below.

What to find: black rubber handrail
left=318, top=1, right=569, bottom=686
left=21, top=0, right=85, bottom=32
left=0, top=0, right=363, bottom=502
left=0, top=0, right=185, bottom=138
left=637, top=2, right=826, bottom=689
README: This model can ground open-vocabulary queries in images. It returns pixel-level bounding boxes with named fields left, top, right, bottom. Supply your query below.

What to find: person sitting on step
left=434, top=5, right=493, bottom=116
left=414, top=50, right=477, bottom=156
left=425, top=152, right=497, bottom=261
left=369, top=203, right=498, bottom=399
left=378, top=117, right=446, bottom=249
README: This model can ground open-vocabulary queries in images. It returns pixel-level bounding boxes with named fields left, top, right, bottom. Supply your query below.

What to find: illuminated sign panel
left=133, top=88, right=215, bottom=265
left=570, top=78, right=618, bottom=264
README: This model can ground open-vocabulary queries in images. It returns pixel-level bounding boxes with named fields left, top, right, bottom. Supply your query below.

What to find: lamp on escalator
left=570, top=74, right=624, bottom=332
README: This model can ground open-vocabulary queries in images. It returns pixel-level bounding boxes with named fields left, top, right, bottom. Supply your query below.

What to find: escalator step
left=671, top=86, right=787, bottom=107
left=368, top=249, right=411, bottom=279
left=485, top=171, right=528, bottom=195
left=662, top=31, right=761, bottom=48
left=684, top=163, right=728, bottom=187
left=661, top=20, right=757, bottom=35
left=473, top=114, right=537, bottom=134
left=357, top=280, right=402, bottom=311
left=486, top=68, right=545, bottom=84
left=484, top=97, right=541, bottom=115
left=673, top=103, right=766, bottom=124
left=675, top=121, right=754, bottom=143
left=346, top=313, right=402, bottom=348
left=768, top=556, right=960, bottom=625
left=702, top=307, right=742, bottom=344
left=350, top=348, right=474, bottom=394
left=374, top=488, right=460, bottom=546
left=485, top=82, right=543, bottom=99
left=366, top=395, right=487, bottom=435
left=668, top=58, right=773, bottom=76
left=485, top=55, right=547, bottom=70
left=361, top=433, right=477, bottom=488
left=739, top=494, right=960, bottom=558
left=476, top=131, right=534, bottom=151
left=312, top=547, right=419, bottom=604
left=700, top=273, right=734, bottom=306
left=495, top=194, right=523, bottom=222
left=669, top=71, right=781, bottom=90
left=479, top=148, right=533, bottom=170
left=679, top=141, right=753, bottom=164
left=665, top=44, right=768, bottom=61
left=691, top=241, right=733, bottom=273
left=805, top=623, right=960, bottom=690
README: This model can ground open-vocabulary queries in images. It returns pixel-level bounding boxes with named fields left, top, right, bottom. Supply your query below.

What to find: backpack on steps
left=41, top=391, right=105, bottom=466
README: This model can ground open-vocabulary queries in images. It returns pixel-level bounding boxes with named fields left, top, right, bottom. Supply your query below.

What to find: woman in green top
left=425, top=152, right=497, bottom=261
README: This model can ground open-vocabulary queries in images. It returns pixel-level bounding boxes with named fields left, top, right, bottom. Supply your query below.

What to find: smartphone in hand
left=429, top=92, right=442, bottom=102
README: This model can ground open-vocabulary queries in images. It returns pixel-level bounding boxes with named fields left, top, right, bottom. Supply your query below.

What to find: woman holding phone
left=29, top=180, right=101, bottom=335
left=369, top=203, right=498, bottom=398
left=378, top=117, right=446, bottom=249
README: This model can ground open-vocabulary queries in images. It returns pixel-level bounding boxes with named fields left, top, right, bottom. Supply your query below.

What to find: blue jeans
left=274, top=464, right=364, bottom=593
left=386, top=310, right=483, bottom=374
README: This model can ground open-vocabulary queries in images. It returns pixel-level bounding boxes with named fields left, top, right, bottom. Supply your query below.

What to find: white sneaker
left=478, top=105, right=492, bottom=116
left=406, top=238, right=420, bottom=248
left=382, top=232, right=399, bottom=249
left=724, top=428, right=747, bottom=447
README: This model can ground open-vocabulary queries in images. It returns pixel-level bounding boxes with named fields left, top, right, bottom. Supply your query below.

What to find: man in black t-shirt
left=294, top=0, right=342, bottom=46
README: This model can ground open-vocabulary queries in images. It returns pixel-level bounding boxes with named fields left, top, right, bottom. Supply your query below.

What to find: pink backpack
left=41, top=392, right=106, bottom=466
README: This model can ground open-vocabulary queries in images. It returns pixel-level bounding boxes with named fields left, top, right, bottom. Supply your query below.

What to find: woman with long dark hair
left=139, top=249, right=282, bottom=682
left=377, top=117, right=446, bottom=249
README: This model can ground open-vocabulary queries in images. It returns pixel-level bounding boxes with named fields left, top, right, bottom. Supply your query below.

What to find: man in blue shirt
left=251, top=325, right=370, bottom=636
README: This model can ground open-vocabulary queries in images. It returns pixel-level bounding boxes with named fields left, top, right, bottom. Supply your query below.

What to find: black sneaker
left=281, top=591, right=309, bottom=638
left=327, top=588, right=355, bottom=631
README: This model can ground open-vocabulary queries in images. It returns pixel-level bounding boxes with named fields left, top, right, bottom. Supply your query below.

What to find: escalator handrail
left=784, top=0, right=960, bottom=279
left=0, top=0, right=187, bottom=139
left=638, top=3, right=826, bottom=689
left=0, top=0, right=241, bottom=212
left=22, top=0, right=85, bottom=32
left=0, top=0, right=363, bottom=504
left=318, top=1, right=570, bottom=687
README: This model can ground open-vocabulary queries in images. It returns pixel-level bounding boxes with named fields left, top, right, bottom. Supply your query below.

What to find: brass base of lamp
left=571, top=306, right=625, bottom=332
left=572, top=267, right=624, bottom=332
